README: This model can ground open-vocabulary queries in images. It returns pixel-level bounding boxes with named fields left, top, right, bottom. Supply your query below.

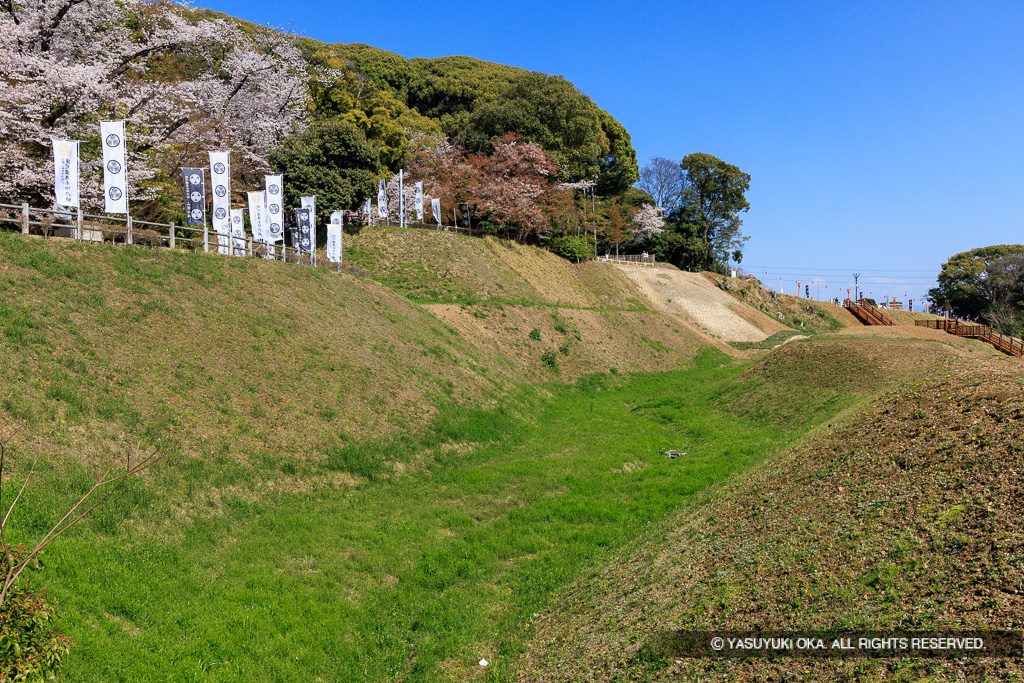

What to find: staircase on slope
left=845, top=299, right=896, bottom=326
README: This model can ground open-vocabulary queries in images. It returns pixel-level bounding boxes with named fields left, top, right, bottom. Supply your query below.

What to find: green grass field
left=0, top=346, right=866, bottom=682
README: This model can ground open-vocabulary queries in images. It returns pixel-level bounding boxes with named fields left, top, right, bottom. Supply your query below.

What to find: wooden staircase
left=845, top=299, right=895, bottom=326
left=915, top=319, right=1024, bottom=356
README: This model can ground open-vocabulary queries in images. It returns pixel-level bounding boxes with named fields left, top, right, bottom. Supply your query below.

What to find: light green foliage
left=549, top=234, right=596, bottom=263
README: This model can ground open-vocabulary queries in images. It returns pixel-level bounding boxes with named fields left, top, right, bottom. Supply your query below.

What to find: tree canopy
left=928, top=245, right=1024, bottom=334
left=651, top=153, right=750, bottom=272
left=268, top=119, right=380, bottom=212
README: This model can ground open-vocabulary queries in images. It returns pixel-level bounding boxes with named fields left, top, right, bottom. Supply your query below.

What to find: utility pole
left=853, top=273, right=860, bottom=302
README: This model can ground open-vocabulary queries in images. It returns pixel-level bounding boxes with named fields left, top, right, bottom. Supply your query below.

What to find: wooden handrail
left=915, top=319, right=1024, bottom=356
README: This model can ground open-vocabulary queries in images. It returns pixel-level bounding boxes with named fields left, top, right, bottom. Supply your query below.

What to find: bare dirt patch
left=612, top=265, right=786, bottom=342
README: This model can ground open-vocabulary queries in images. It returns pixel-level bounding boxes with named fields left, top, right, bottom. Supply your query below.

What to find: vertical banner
left=300, top=196, right=316, bottom=253
left=327, top=211, right=343, bottom=264
left=182, top=168, right=206, bottom=227
left=398, top=170, right=405, bottom=227
left=247, top=191, right=268, bottom=245
left=209, top=152, right=231, bottom=255
left=52, top=140, right=80, bottom=208
left=230, top=208, right=246, bottom=257
left=295, top=208, right=312, bottom=255
left=288, top=217, right=300, bottom=253
left=377, top=179, right=387, bottom=218
left=363, top=197, right=372, bottom=218
left=265, top=174, right=284, bottom=243
left=460, top=203, right=471, bottom=229
left=431, top=197, right=441, bottom=227
left=415, top=181, right=424, bottom=221
left=100, top=121, right=127, bottom=214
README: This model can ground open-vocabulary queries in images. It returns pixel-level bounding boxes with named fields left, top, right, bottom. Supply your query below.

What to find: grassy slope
left=2, top=230, right=993, bottom=681
left=342, top=226, right=714, bottom=378
left=0, top=231, right=793, bottom=680
left=515, top=339, right=1024, bottom=682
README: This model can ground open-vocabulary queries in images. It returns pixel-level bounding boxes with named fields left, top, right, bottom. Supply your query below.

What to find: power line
left=745, top=265, right=937, bottom=273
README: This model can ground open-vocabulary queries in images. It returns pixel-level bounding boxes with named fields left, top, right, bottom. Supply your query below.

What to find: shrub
left=549, top=235, right=595, bottom=263
left=528, top=328, right=541, bottom=341
left=0, top=547, right=70, bottom=681
left=540, top=349, right=559, bottom=373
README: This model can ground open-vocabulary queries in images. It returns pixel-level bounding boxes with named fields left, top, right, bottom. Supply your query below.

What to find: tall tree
left=636, top=156, right=685, bottom=209
left=467, top=133, right=557, bottom=241
left=0, top=0, right=306, bottom=210
left=928, top=245, right=1024, bottom=324
left=675, top=153, right=750, bottom=269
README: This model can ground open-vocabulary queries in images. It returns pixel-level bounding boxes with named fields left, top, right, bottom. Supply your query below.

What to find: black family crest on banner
left=182, top=168, right=206, bottom=226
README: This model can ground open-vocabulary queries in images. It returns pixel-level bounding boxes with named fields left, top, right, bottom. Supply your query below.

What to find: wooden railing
left=915, top=319, right=1024, bottom=356
left=845, top=299, right=895, bottom=326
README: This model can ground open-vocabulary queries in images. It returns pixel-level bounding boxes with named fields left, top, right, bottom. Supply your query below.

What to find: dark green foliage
left=317, top=45, right=638, bottom=193
left=403, top=56, right=520, bottom=120
left=595, top=109, right=640, bottom=195
left=540, top=349, right=559, bottom=372
left=465, top=73, right=606, bottom=182
left=928, top=245, right=1024, bottom=335
left=0, top=548, right=70, bottom=681
left=528, top=328, right=541, bottom=341
left=549, top=234, right=596, bottom=263
left=268, top=119, right=381, bottom=213
left=656, top=153, right=751, bottom=272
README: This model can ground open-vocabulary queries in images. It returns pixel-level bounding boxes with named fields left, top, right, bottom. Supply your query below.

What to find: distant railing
left=593, top=253, right=658, bottom=266
left=0, top=201, right=335, bottom=268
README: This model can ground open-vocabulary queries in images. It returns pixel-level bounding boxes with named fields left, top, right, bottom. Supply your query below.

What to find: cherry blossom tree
left=468, top=133, right=557, bottom=240
left=0, top=0, right=307, bottom=213
left=631, top=203, right=665, bottom=242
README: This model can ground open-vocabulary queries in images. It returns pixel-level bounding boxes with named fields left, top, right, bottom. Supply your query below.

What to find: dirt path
left=612, top=265, right=788, bottom=342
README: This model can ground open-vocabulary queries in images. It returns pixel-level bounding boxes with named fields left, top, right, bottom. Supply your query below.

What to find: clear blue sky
left=202, top=0, right=1023, bottom=307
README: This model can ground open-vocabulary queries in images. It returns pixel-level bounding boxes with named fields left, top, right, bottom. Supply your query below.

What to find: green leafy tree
left=549, top=234, right=595, bottom=263
left=465, top=73, right=607, bottom=181
left=663, top=153, right=750, bottom=271
left=928, top=245, right=1024, bottom=328
left=594, top=109, right=639, bottom=195
left=269, top=119, right=381, bottom=213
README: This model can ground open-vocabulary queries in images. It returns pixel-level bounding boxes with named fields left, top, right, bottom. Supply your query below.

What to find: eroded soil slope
left=613, top=265, right=788, bottom=342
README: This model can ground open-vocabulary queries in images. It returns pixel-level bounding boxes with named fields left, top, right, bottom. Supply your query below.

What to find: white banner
left=431, top=197, right=441, bottom=227
left=247, top=191, right=268, bottom=244
left=399, top=170, right=405, bottom=227
left=363, top=197, right=372, bottom=217
left=415, top=181, right=423, bottom=221
left=230, top=208, right=246, bottom=257
left=100, top=121, right=127, bottom=214
left=52, top=139, right=80, bottom=208
left=377, top=179, right=387, bottom=218
left=265, top=175, right=284, bottom=242
left=327, top=211, right=343, bottom=263
left=209, top=151, right=231, bottom=253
